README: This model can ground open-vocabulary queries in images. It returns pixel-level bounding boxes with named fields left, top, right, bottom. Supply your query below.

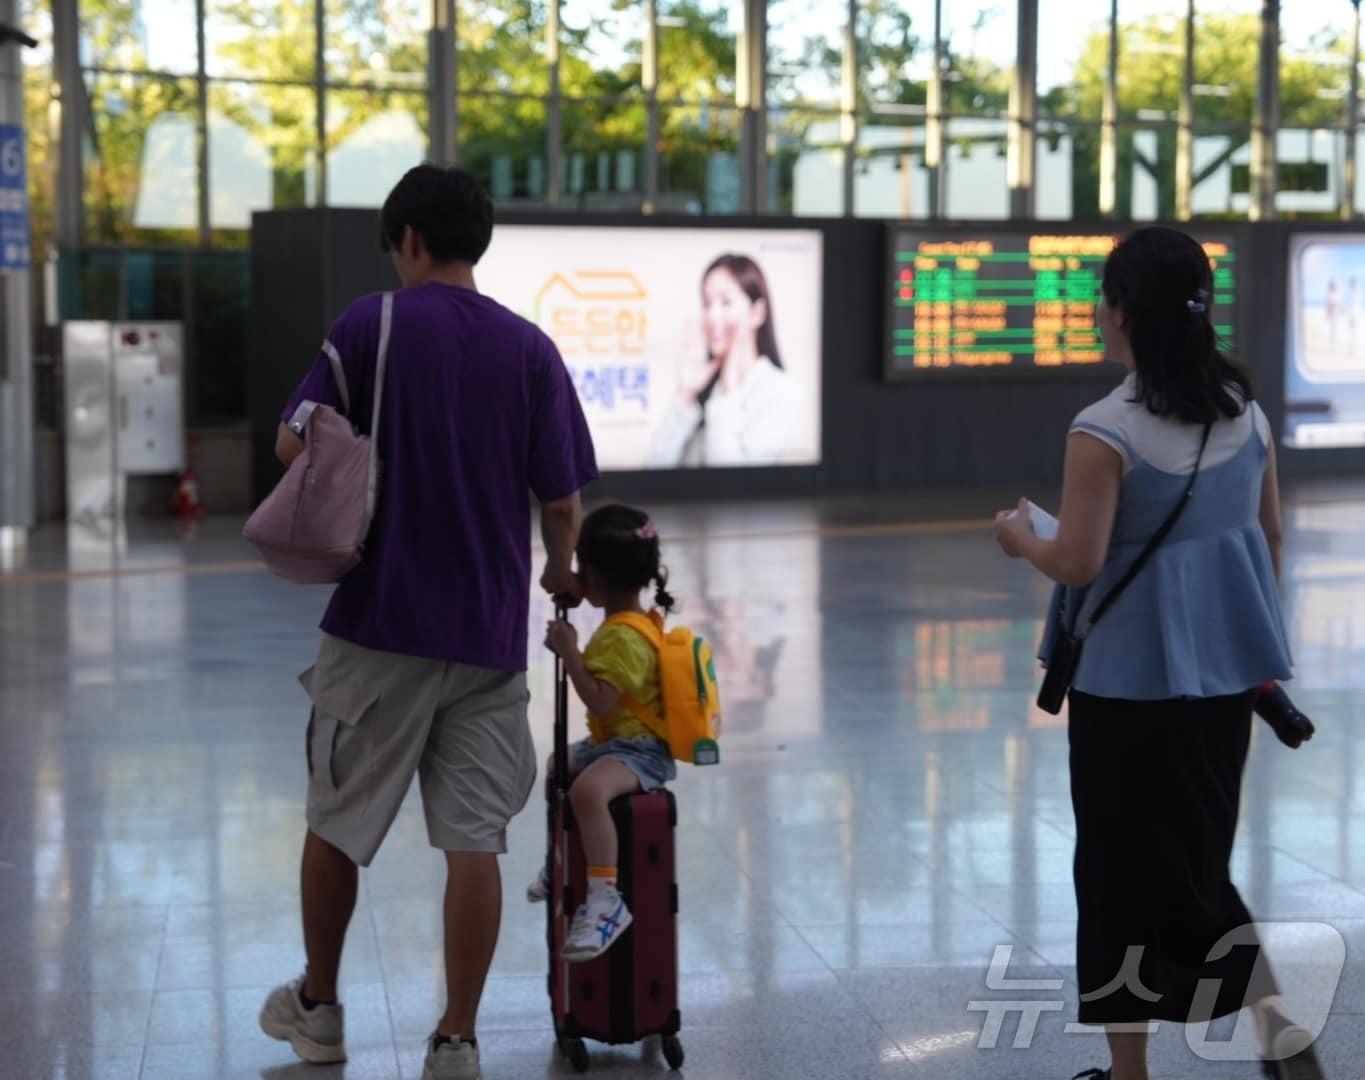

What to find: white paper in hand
left=1025, top=500, right=1059, bottom=540
left=1008, top=500, right=1059, bottom=540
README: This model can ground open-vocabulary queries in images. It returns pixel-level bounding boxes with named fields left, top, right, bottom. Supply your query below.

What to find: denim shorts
left=569, top=735, right=677, bottom=792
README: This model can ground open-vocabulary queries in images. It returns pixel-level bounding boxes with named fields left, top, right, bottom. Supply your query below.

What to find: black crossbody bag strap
left=1078, top=422, right=1212, bottom=638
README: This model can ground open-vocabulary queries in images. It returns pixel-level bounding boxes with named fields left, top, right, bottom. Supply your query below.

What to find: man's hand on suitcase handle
left=541, top=565, right=583, bottom=605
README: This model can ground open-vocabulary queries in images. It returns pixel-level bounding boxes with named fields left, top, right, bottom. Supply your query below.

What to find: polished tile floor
left=1, top=489, right=1363, bottom=1080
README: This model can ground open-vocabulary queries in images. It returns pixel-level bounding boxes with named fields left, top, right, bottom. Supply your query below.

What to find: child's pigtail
left=653, top=567, right=676, bottom=614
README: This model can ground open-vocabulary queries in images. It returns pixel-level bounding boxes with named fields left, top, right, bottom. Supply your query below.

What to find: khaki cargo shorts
left=300, top=634, right=537, bottom=867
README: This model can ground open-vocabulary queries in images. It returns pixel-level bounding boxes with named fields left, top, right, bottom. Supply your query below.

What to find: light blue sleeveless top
left=1040, top=406, right=1293, bottom=701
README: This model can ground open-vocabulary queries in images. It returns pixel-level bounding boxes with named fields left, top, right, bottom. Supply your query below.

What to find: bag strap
left=366, top=292, right=393, bottom=521
left=603, top=610, right=665, bottom=648
left=322, top=341, right=351, bottom=415
left=286, top=399, right=318, bottom=435
left=616, top=691, right=668, bottom=741
left=598, top=612, right=668, bottom=740
left=1081, top=422, right=1212, bottom=637
left=318, top=293, right=391, bottom=522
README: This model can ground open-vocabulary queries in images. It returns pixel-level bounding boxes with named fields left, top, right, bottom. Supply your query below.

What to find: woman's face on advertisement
left=702, top=268, right=766, bottom=360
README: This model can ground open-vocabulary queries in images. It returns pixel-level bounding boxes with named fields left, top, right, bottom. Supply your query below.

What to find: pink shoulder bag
left=242, top=292, right=392, bottom=584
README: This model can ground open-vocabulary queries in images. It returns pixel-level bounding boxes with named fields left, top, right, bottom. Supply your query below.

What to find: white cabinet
left=113, top=326, right=185, bottom=475
left=63, top=321, right=185, bottom=519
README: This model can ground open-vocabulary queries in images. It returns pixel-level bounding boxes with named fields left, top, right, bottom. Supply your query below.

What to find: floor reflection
left=1, top=492, right=1363, bottom=1078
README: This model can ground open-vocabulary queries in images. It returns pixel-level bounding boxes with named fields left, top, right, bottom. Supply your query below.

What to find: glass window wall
left=41, top=1, right=1365, bottom=244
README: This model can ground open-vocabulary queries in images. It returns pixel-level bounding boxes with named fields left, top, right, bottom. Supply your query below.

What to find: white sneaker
left=526, top=865, right=550, bottom=903
left=422, top=1034, right=481, bottom=1080
left=258, top=975, right=345, bottom=1064
left=563, top=887, right=633, bottom=962
left=1263, top=1010, right=1325, bottom=1080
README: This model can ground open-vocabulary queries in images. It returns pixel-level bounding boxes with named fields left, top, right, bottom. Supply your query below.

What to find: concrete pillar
left=1008, top=0, right=1038, bottom=218
left=643, top=0, right=660, bottom=212
left=546, top=0, right=563, bottom=205
left=925, top=0, right=945, bottom=218
left=195, top=0, right=209, bottom=244
left=314, top=0, right=327, bottom=203
left=738, top=0, right=767, bottom=213
left=429, top=0, right=458, bottom=165
left=1344, top=0, right=1361, bottom=220
left=0, top=0, right=34, bottom=538
left=1249, top=0, right=1279, bottom=221
left=841, top=0, right=857, bottom=217
left=1099, top=0, right=1119, bottom=216
left=1175, top=0, right=1194, bottom=219
left=51, top=0, right=80, bottom=248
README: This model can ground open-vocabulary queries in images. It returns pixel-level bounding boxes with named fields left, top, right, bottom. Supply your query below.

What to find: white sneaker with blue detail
left=563, top=885, right=633, bottom=962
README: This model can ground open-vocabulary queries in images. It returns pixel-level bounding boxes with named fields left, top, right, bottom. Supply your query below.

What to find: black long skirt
left=1069, top=689, right=1279, bottom=1025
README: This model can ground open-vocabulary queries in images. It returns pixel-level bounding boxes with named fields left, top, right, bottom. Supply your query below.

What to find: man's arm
left=275, top=423, right=304, bottom=467
left=540, top=490, right=584, bottom=599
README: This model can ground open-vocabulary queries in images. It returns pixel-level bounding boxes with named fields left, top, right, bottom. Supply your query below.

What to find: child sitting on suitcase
left=531, top=504, right=679, bottom=962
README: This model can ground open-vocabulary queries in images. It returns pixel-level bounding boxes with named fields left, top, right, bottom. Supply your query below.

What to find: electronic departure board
left=885, top=230, right=1238, bottom=377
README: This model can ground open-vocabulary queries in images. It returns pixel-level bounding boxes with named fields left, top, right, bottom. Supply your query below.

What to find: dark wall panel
left=248, top=209, right=1361, bottom=507
left=324, top=211, right=401, bottom=325
left=248, top=210, right=327, bottom=504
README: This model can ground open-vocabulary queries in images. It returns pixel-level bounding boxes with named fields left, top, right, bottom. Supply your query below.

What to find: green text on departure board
left=887, top=232, right=1237, bottom=374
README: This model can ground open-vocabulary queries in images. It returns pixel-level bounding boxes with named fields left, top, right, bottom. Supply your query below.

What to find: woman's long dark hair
left=576, top=504, right=675, bottom=613
left=698, top=254, right=781, bottom=409
left=1102, top=227, right=1253, bottom=424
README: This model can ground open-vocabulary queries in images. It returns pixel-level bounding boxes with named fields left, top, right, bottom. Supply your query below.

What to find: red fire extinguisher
left=173, top=467, right=203, bottom=519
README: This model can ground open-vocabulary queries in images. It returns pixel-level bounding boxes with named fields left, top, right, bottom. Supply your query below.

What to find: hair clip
left=1186, top=288, right=1209, bottom=314
left=637, top=522, right=659, bottom=541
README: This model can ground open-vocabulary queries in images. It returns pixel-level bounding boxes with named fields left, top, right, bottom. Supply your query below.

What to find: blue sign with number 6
left=0, top=124, right=29, bottom=270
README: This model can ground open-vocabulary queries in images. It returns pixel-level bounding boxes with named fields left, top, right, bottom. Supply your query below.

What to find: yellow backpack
left=605, top=611, right=721, bottom=765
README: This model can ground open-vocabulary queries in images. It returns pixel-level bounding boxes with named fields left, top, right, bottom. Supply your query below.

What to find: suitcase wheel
left=559, top=1036, right=590, bottom=1073
left=662, top=1034, right=684, bottom=1071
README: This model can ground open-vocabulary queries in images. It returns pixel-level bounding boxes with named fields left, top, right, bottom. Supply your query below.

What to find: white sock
left=587, top=876, right=617, bottom=903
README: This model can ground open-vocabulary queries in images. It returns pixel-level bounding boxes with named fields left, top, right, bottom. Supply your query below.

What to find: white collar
left=718, top=356, right=779, bottom=396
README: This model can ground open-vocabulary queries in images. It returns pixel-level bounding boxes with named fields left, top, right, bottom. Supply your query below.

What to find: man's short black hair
left=379, top=165, right=494, bottom=265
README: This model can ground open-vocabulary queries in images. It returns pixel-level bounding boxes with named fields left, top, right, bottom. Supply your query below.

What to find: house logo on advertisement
left=534, top=271, right=652, bottom=411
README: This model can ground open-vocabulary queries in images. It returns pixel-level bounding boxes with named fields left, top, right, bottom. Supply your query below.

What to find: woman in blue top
left=995, top=228, right=1320, bottom=1080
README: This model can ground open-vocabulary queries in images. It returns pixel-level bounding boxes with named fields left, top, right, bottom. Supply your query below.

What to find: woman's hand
left=679, top=355, right=722, bottom=405
left=544, top=619, right=579, bottom=658
left=677, top=318, right=722, bottom=404
left=994, top=497, right=1036, bottom=558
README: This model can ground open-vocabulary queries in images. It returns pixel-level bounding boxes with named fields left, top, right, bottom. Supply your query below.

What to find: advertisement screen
left=885, top=229, right=1237, bottom=376
left=1285, top=234, right=1365, bottom=449
left=477, top=225, right=824, bottom=471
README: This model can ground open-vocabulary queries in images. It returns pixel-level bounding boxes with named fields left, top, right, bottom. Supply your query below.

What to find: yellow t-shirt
left=584, top=622, right=662, bottom=745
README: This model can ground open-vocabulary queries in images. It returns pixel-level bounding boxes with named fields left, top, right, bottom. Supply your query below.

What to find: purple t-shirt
left=282, top=283, right=598, bottom=671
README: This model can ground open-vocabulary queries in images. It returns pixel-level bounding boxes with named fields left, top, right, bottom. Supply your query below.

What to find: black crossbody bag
left=1037, top=424, right=1212, bottom=715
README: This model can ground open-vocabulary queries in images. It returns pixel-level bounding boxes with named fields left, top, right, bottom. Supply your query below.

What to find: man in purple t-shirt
left=258, top=167, right=597, bottom=1080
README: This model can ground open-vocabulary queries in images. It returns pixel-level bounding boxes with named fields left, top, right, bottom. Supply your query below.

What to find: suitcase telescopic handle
left=552, top=597, right=571, bottom=794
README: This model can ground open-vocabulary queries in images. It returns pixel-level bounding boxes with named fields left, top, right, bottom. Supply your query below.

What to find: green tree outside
left=17, top=0, right=1365, bottom=246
